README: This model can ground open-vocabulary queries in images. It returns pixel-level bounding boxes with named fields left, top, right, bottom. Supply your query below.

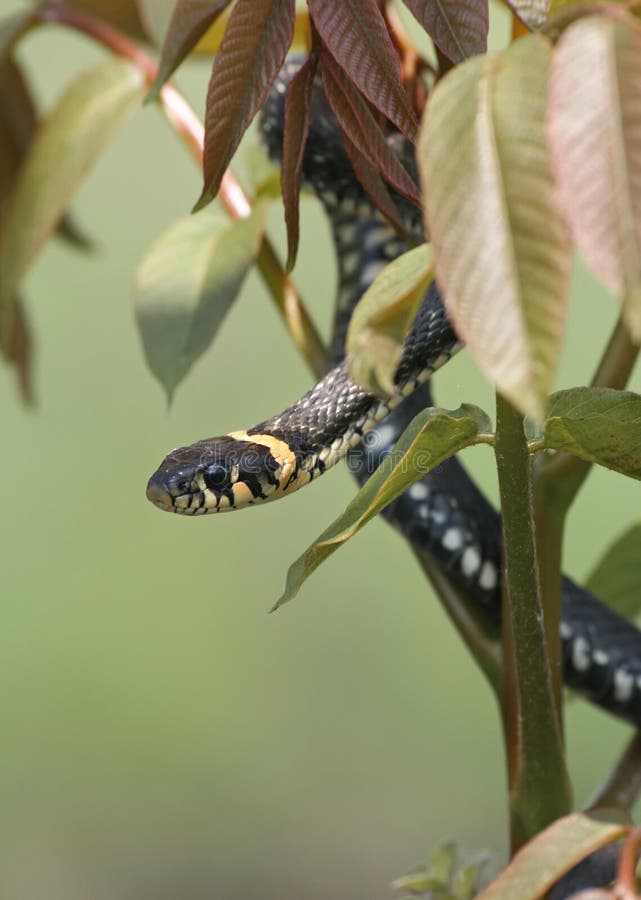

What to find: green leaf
left=0, top=57, right=145, bottom=348
left=547, top=13, right=641, bottom=341
left=542, top=387, right=641, bottom=479
left=586, top=522, right=641, bottom=621
left=146, top=0, right=232, bottom=99
left=346, top=244, right=433, bottom=396
left=418, top=35, right=571, bottom=422
left=196, top=0, right=296, bottom=210
left=477, top=809, right=628, bottom=900
left=134, top=205, right=266, bottom=399
left=274, top=404, right=491, bottom=609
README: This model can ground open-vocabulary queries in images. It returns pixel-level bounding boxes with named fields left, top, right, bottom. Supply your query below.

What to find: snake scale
left=147, top=60, right=641, bottom=732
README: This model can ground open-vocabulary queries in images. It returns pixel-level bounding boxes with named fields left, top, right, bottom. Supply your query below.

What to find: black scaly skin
left=261, top=60, right=641, bottom=729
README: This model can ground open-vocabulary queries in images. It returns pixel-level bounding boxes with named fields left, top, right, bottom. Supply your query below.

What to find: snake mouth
left=146, top=476, right=175, bottom=511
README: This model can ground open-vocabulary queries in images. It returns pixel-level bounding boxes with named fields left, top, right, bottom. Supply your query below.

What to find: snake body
left=147, top=61, right=641, bottom=729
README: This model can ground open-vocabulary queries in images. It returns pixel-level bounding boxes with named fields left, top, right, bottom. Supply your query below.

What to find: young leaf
left=134, top=206, right=266, bottom=399
left=547, top=14, right=641, bottom=341
left=320, top=53, right=421, bottom=206
left=401, top=0, right=488, bottom=64
left=418, top=35, right=570, bottom=422
left=274, top=404, right=491, bottom=608
left=346, top=244, right=433, bottom=395
left=542, top=387, right=641, bottom=478
left=478, top=809, right=628, bottom=900
left=282, top=54, right=316, bottom=272
left=0, top=58, right=145, bottom=348
left=146, top=0, right=233, bottom=100
left=308, top=0, right=418, bottom=141
left=196, top=0, right=296, bottom=210
left=586, top=523, right=641, bottom=622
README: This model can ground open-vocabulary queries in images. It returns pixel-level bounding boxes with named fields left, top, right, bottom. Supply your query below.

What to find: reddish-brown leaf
left=196, top=0, right=296, bottom=208
left=282, top=54, right=317, bottom=272
left=401, top=0, right=488, bottom=64
left=308, top=0, right=418, bottom=141
left=320, top=53, right=420, bottom=207
left=547, top=13, right=641, bottom=341
left=342, top=134, right=411, bottom=235
left=147, top=0, right=233, bottom=100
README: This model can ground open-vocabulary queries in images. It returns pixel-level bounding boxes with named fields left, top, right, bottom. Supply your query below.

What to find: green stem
left=533, top=315, right=639, bottom=730
left=495, top=394, right=572, bottom=852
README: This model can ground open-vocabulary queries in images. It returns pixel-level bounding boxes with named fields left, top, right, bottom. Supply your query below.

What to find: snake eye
left=205, top=464, right=229, bottom=491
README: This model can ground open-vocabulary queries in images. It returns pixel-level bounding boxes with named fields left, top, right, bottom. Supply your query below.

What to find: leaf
left=0, top=9, right=39, bottom=68
left=274, top=404, right=491, bottom=609
left=282, top=53, right=316, bottom=272
left=542, top=387, right=641, bottom=478
left=2, top=297, right=34, bottom=405
left=477, top=809, right=628, bottom=900
left=346, top=244, right=433, bottom=395
left=147, top=0, right=233, bottom=100
left=0, top=59, right=92, bottom=251
left=401, top=0, right=488, bottom=64
left=547, top=14, right=641, bottom=341
left=63, top=0, right=147, bottom=39
left=340, top=132, right=412, bottom=235
left=196, top=0, right=296, bottom=210
left=135, top=0, right=179, bottom=46
left=134, top=205, right=266, bottom=398
left=0, top=58, right=145, bottom=348
left=418, top=35, right=571, bottom=422
left=320, top=52, right=421, bottom=205
left=586, top=523, right=641, bottom=622
left=502, top=0, right=550, bottom=29
left=308, top=0, right=418, bottom=141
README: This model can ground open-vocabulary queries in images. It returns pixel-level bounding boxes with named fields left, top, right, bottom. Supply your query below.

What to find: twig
left=37, top=1, right=329, bottom=379
left=588, top=732, right=641, bottom=815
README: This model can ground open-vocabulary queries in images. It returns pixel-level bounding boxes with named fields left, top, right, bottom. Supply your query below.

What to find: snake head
left=146, top=433, right=297, bottom=514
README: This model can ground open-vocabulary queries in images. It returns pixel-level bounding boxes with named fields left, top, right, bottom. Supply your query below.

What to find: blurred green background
left=2, top=3, right=641, bottom=898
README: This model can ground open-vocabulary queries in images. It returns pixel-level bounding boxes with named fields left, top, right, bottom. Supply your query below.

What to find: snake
left=146, top=59, right=641, bottom=733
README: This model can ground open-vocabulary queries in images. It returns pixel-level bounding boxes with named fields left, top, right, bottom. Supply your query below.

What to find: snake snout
left=146, top=471, right=175, bottom=511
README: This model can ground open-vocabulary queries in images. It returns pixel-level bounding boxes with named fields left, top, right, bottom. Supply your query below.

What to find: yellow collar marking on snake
left=227, top=430, right=297, bottom=491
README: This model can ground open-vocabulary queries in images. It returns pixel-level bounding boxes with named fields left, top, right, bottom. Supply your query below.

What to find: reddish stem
left=616, top=827, right=641, bottom=900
